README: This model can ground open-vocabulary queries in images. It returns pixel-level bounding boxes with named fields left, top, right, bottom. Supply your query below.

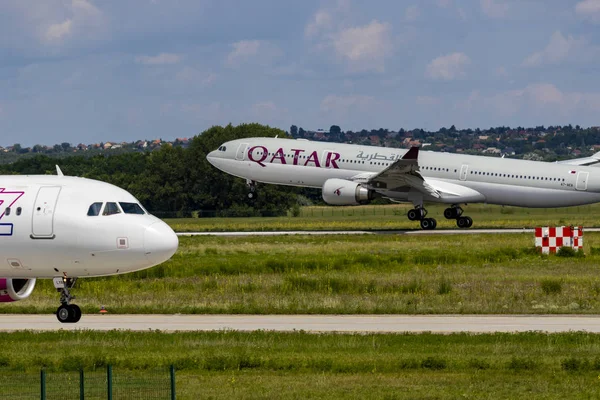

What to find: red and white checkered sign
left=534, top=226, right=583, bottom=254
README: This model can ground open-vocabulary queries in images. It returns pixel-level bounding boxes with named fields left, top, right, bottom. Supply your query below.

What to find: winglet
left=402, top=146, right=419, bottom=160
left=56, top=165, right=64, bottom=176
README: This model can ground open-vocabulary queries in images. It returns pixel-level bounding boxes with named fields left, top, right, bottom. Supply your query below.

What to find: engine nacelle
left=0, top=278, right=36, bottom=302
left=322, top=178, right=374, bottom=206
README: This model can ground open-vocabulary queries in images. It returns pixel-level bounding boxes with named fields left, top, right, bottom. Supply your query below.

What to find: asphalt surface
left=2, top=314, right=600, bottom=333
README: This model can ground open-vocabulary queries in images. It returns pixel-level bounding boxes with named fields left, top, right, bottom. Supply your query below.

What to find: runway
left=2, top=314, right=600, bottom=333
left=178, top=228, right=600, bottom=236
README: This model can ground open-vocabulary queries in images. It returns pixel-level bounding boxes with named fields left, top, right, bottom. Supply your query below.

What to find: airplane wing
left=556, top=151, right=600, bottom=167
left=365, top=147, right=441, bottom=199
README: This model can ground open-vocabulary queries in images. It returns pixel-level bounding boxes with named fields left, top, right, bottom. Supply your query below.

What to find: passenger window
left=87, top=202, right=103, bottom=216
left=4, top=207, right=10, bottom=216
left=103, top=202, right=121, bottom=216
left=119, top=202, right=146, bottom=215
left=16, top=207, right=21, bottom=216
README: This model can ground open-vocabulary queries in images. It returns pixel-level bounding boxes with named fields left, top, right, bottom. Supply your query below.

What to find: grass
left=166, top=203, right=600, bottom=232
left=3, top=330, right=600, bottom=398
left=4, top=233, right=600, bottom=315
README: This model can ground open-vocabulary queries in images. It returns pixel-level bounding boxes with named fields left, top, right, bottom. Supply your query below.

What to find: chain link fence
left=0, top=366, right=175, bottom=400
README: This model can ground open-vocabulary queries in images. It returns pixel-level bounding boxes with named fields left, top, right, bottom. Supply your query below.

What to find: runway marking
left=177, top=228, right=600, bottom=237
left=2, top=314, right=600, bottom=333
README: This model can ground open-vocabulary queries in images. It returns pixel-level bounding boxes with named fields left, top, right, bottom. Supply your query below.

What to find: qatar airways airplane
left=207, top=137, right=600, bottom=230
left=0, top=170, right=178, bottom=323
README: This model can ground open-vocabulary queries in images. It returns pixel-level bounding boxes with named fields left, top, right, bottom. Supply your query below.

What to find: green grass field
left=3, top=233, right=600, bottom=315
left=2, top=330, right=600, bottom=399
left=166, top=203, right=600, bottom=232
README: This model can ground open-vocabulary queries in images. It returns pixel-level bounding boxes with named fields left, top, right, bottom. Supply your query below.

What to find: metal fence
left=1, top=365, right=175, bottom=400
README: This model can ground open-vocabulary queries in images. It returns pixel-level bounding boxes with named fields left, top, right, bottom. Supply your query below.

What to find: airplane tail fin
left=56, top=166, right=64, bottom=176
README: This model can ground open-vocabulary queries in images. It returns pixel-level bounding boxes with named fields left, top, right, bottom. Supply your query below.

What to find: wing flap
left=366, top=147, right=441, bottom=198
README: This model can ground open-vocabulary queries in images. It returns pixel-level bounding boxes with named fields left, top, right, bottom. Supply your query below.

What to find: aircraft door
left=235, top=143, right=248, bottom=161
left=576, top=171, right=589, bottom=191
left=459, top=165, right=469, bottom=181
left=31, top=186, right=61, bottom=239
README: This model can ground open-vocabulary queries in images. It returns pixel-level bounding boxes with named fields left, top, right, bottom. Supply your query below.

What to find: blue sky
left=1, top=0, right=600, bottom=146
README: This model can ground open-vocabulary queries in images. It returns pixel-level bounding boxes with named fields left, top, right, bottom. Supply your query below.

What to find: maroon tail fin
left=402, top=146, right=419, bottom=160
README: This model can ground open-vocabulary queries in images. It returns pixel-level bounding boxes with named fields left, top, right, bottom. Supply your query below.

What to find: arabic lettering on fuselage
left=246, top=146, right=400, bottom=168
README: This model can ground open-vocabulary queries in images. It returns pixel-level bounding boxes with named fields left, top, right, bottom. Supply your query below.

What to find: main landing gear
left=246, top=179, right=257, bottom=200
left=406, top=205, right=474, bottom=230
left=407, top=206, right=437, bottom=230
left=443, top=205, right=473, bottom=228
left=53, top=277, right=81, bottom=323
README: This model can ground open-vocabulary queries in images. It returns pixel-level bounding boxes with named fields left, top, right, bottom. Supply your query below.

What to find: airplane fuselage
left=0, top=175, right=178, bottom=279
left=207, top=137, right=600, bottom=208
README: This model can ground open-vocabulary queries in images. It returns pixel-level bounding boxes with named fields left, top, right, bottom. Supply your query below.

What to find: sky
left=1, top=0, right=600, bottom=147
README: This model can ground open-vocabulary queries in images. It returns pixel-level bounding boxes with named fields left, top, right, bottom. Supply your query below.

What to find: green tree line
left=0, top=124, right=298, bottom=217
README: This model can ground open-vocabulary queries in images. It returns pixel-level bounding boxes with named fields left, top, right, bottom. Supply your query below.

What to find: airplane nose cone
left=206, top=150, right=218, bottom=166
left=144, top=221, right=179, bottom=265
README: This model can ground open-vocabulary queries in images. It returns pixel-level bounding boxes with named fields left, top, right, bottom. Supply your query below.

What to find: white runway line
left=2, top=314, right=600, bottom=333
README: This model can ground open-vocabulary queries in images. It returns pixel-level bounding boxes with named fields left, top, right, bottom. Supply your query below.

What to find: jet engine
left=0, top=278, right=36, bottom=302
left=322, top=178, right=374, bottom=206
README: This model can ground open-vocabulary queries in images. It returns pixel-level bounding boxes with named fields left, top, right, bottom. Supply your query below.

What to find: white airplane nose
left=206, top=150, right=218, bottom=166
left=144, top=221, right=179, bottom=265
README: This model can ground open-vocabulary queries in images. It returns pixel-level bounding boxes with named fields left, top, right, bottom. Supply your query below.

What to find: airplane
left=206, top=137, right=600, bottom=230
left=0, top=170, right=178, bottom=323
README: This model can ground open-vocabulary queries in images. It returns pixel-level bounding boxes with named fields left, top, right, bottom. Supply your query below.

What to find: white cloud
left=42, top=0, right=104, bottom=44
left=522, top=31, right=585, bottom=67
left=329, top=20, right=393, bottom=73
left=45, top=20, right=73, bottom=42
left=576, top=0, right=600, bottom=21
left=136, top=53, right=182, bottom=65
left=476, top=84, right=600, bottom=118
left=305, top=2, right=395, bottom=74
left=480, top=0, right=508, bottom=18
left=426, top=52, right=471, bottom=80
left=416, top=96, right=441, bottom=106
left=175, top=67, right=217, bottom=86
left=226, top=40, right=281, bottom=68
left=405, top=5, right=420, bottom=22
left=320, top=94, right=376, bottom=117
left=305, top=10, right=332, bottom=38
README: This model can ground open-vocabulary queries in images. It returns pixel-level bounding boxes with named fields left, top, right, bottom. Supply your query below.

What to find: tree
left=290, top=125, right=298, bottom=137
left=329, top=125, right=341, bottom=135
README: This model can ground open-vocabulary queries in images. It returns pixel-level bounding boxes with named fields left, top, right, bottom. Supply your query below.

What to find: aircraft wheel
left=56, top=305, right=73, bottom=323
left=457, top=216, right=470, bottom=229
left=407, top=209, right=419, bottom=221
left=70, top=304, right=82, bottom=323
left=443, top=208, right=455, bottom=219
left=420, top=218, right=436, bottom=230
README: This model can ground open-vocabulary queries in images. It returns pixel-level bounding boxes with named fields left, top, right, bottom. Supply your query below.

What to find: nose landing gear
left=53, top=277, right=82, bottom=323
left=246, top=179, right=257, bottom=200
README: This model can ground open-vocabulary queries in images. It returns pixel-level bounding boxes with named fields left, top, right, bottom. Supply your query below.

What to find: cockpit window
left=103, top=202, right=121, bottom=216
left=87, top=202, right=103, bottom=216
left=217, top=146, right=227, bottom=152
left=119, top=202, right=146, bottom=215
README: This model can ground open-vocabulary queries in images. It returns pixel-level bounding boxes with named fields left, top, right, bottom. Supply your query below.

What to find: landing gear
left=456, top=216, right=473, bottom=228
left=407, top=206, right=437, bottom=230
left=246, top=179, right=257, bottom=200
left=420, top=218, right=437, bottom=230
left=444, top=205, right=473, bottom=228
left=54, top=277, right=81, bottom=323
